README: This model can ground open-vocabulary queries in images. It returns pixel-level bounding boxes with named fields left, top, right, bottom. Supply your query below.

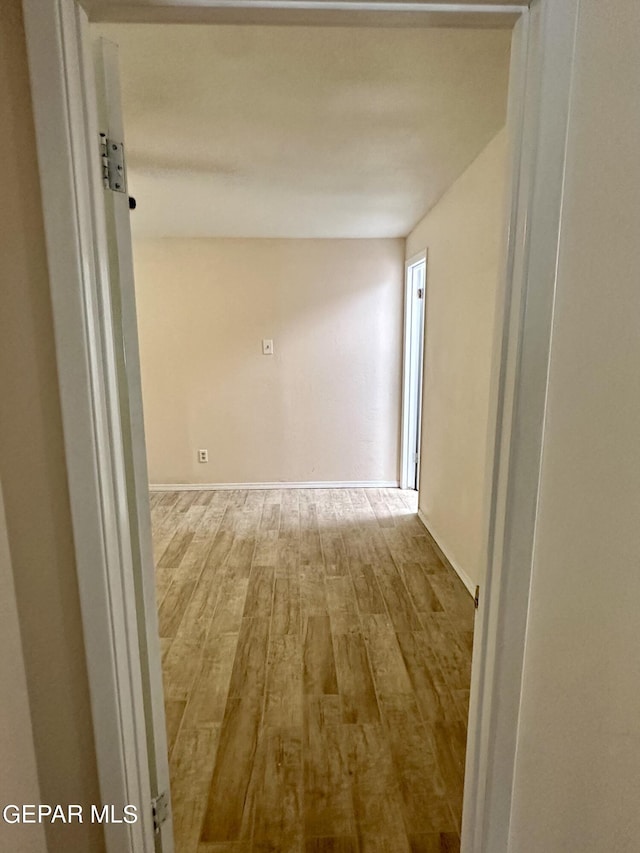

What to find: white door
left=401, top=254, right=427, bottom=490
left=93, top=36, right=174, bottom=853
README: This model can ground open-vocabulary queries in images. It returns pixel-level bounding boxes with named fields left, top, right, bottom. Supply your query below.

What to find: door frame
left=20, top=1, right=580, bottom=852
left=400, top=250, right=427, bottom=491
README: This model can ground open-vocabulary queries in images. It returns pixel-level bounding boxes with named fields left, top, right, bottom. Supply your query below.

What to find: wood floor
left=151, top=487, right=474, bottom=853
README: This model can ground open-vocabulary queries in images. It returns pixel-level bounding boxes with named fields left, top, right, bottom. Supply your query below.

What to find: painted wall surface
left=133, top=238, right=405, bottom=485
left=0, top=484, right=46, bottom=853
left=405, top=129, right=507, bottom=588
left=509, top=3, right=640, bottom=850
left=0, top=4, right=104, bottom=851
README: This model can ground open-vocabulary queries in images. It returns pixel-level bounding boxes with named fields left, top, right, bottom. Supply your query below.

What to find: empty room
left=93, top=15, right=510, bottom=853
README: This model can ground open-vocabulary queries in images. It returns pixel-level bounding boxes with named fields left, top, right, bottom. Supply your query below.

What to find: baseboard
left=149, top=480, right=400, bottom=492
left=417, top=509, right=476, bottom=598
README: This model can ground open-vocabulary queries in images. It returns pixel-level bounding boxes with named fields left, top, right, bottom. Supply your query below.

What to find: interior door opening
left=92, top=21, right=511, bottom=853
left=22, top=2, right=583, bottom=852
left=401, top=252, right=427, bottom=491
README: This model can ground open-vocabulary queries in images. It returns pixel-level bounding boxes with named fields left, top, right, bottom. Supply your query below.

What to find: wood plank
left=375, top=564, right=423, bottom=633
left=250, top=727, right=303, bottom=853
left=158, top=491, right=180, bottom=508
left=225, top=534, right=257, bottom=580
left=245, top=489, right=267, bottom=510
left=272, top=575, right=301, bottom=636
left=243, top=565, right=275, bottom=618
left=181, top=634, right=240, bottom=728
left=400, top=562, right=444, bottom=614
left=260, top=502, right=281, bottom=533
left=428, top=720, right=468, bottom=830
left=192, top=490, right=215, bottom=506
left=409, top=834, right=460, bottom=853
left=264, top=634, right=303, bottom=729
left=206, top=578, right=249, bottom=640
left=164, top=698, right=186, bottom=758
left=176, top=572, right=221, bottom=647
left=279, top=494, right=300, bottom=540
left=200, top=695, right=262, bottom=843
left=320, top=525, right=349, bottom=577
left=303, top=613, right=338, bottom=695
left=275, top=537, right=301, bottom=578
left=170, top=725, right=221, bottom=852
left=180, top=536, right=215, bottom=577
left=383, top=527, right=428, bottom=564
left=342, top=723, right=408, bottom=847
left=395, top=631, right=457, bottom=726
left=422, top=614, right=472, bottom=693
left=299, top=569, right=327, bottom=616
left=350, top=564, right=387, bottom=615
left=163, top=637, right=206, bottom=702
left=158, top=578, right=196, bottom=638
left=227, top=490, right=248, bottom=509
left=362, top=618, right=413, bottom=695
left=227, top=616, right=271, bottom=699
left=205, top=529, right=236, bottom=571
left=305, top=840, right=357, bottom=853
left=379, top=694, right=453, bottom=835
left=333, top=633, right=380, bottom=724
left=365, top=489, right=397, bottom=528
left=253, top=531, right=280, bottom=566
left=325, top=576, right=360, bottom=635
left=299, top=504, right=323, bottom=566
left=155, top=565, right=173, bottom=608
left=303, top=696, right=355, bottom=839
left=182, top=490, right=204, bottom=512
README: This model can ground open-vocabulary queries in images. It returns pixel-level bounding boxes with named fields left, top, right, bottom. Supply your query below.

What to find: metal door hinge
left=100, top=133, right=127, bottom=193
left=474, top=585, right=480, bottom=610
left=414, top=452, right=420, bottom=465
left=417, top=288, right=424, bottom=299
left=151, top=791, right=169, bottom=834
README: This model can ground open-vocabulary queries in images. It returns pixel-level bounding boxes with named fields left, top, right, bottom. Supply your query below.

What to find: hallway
left=152, top=487, right=473, bottom=853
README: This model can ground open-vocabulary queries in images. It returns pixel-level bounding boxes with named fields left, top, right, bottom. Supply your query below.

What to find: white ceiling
left=95, top=24, right=512, bottom=238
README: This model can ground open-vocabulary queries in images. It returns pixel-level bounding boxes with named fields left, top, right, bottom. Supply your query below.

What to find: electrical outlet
left=198, top=449, right=208, bottom=463
left=262, top=339, right=274, bottom=355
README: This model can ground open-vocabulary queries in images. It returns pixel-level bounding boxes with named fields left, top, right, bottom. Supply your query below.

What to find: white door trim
left=20, top=1, right=581, bottom=851
left=462, top=2, right=580, bottom=849
left=21, top=2, right=155, bottom=851
left=92, top=35, right=174, bottom=852
left=400, top=250, right=427, bottom=491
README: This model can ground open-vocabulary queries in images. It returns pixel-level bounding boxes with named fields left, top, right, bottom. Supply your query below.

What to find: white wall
left=406, top=129, right=507, bottom=589
left=509, top=2, right=640, bottom=849
left=133, top=238, right=405, bottom=485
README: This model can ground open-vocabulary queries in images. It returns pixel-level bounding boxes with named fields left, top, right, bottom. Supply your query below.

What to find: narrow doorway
left=92, top=16, right=511, bottom=853
left=401, top=253, right=427, bottom=491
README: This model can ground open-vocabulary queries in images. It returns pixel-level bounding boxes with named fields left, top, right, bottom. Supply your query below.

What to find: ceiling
left=95, top=24, right=512, bottom=238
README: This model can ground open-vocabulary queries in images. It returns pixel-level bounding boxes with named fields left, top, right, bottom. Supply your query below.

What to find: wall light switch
left=262, top=339, right=274, bottom=355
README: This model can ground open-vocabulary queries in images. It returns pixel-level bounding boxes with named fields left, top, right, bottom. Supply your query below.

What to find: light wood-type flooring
left=151, top=487, right=474, bottom=853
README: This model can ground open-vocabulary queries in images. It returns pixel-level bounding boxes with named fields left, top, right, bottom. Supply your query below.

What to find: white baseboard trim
left=417, top=509, right=476, bottom=597
left=149, top=480, right=400, bottom=492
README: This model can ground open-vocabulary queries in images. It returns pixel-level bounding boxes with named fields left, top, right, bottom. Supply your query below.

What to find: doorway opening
left=104, top=18, right=510, bottom=848
left=22, top=2, right=582, bottom=852
left=401, top=251, right=427, bottom=491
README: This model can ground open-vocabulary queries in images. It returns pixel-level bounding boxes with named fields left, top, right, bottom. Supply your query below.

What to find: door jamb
left=21, top=1, right=155, bottom=850
left=20, top=1, right=581, bottom=851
